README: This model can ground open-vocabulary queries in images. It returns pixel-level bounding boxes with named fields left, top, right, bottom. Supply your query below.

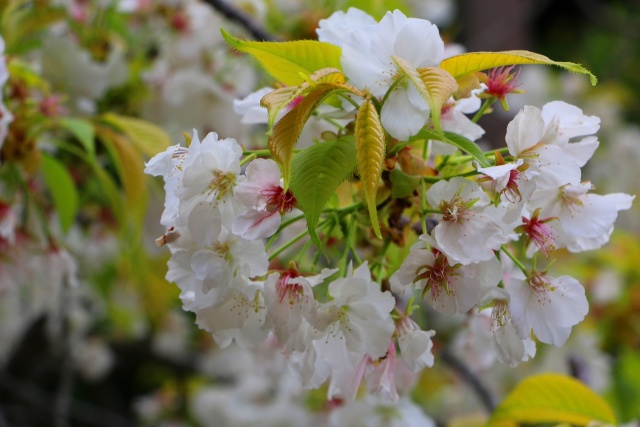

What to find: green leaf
left=355, top=97, right=386, bottom=239
left=269, top=84, right=340, bottom=188
left=440, top=50, right=597, bottom=86
left=418, top=129, right=490, bottom=167
left=487, top=373, right=617, bottom=427
left=41, top=153, right=79, bottom=233
left=221, top=29, right=342, bottom=86
left=290, top=137, right=357, bottom=246
left=392, top=57, right=458, bottom=133
left=390, top=169, right=421, bottom=198
left=100, top=113, right=172, bottom=158
left=59, top=117, right=95, bottom=158
left=96, top=125, right=148, bottom=225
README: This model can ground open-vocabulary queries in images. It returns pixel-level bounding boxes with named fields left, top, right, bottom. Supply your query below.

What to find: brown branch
left=200, top=0, right=279, bottom=41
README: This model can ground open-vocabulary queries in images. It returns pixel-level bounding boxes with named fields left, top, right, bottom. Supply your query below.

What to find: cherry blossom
left=426, top=177, right=509, bottom=264
left=340, top=10, right=445, bottom=140
left=509, top=271, right=588, bottom=347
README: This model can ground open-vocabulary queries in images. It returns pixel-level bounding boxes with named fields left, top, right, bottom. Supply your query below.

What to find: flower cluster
left=148, top=7, right=634, bottom=405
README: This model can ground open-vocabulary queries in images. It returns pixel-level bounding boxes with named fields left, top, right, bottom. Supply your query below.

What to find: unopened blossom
left=426, top=177, right=508, bottom=264
left=232, top=158, right=296, bottom=240
left=509, top=270, right=588, bottom=347
left=340, top=10, right=445, bottom=140
left=528, top=182, right=634, bottom=252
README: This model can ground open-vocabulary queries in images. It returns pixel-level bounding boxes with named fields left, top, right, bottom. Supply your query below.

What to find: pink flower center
left=518, top=210, right=557, bottom=257
left=485, top=66, right=522, bottom=100
left=276, top=270, right=304, bottom=305
left=416, top=250, right=459, bottom=300
left=440, top=196, right=469, bottom=224
left=261, top=186, right=296, bottom=214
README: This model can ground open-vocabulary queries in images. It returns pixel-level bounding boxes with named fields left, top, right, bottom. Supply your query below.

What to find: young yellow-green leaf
left=418, top=66, right=458, bottom=131
left=290, top=136, right=357, bottom=246
left=262, top=85, right=303, bottom=129
left=41, top=153, right=79, bottom=233
left=59, top=117, right=95, bottom=158
left=221, top=29, right=342, bottom=86
left=100, top=113, right=172, bottom=158
left=392, top=56, right=458, bottom=133
left=96, top=125, right=148, bottom=225
left=440, top=50, right=597, bottom=86
left=269, top=85, right=339, bottom=188
left=261, top=69, right=355, bottom=129
left=487, top=373, right=616, bottom=427
left=355, top=97, right=385, bottom=239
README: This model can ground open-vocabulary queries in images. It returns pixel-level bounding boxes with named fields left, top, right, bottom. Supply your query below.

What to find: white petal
left=506, top=106, right=545, bottom=156
left=381, top=87, right=429, bottom=140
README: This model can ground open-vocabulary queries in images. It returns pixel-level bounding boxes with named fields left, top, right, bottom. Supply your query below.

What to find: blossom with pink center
left=527, top=182, right=634, bottom=252
left=233, top=158, right=296, bottom=240
left=506, top=106, right=582, bottom=190
left=517, top=208, right=558, bottom=257
left=263, top=267, right=336, bottom=352
left=390, top=236, right=502, bottom=314
left=509, top=270, right=588, bottom=347
left=426, top=177, right=508, bottom=265
left=481, top=66, right=523, bottom=110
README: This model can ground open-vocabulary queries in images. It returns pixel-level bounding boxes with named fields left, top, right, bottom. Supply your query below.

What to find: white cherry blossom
left=340, top=10, right=445, bottom=140
left=509, top=271, right=588, bottom=347
left=426, top=177, right=508, bottom=264
left=528, top=182, right=634, bottom=252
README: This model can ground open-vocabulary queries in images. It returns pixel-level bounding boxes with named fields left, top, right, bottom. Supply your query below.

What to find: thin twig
left=437, top=347, right=496, bottom=413
left=201, top=0, right=279, bottom=41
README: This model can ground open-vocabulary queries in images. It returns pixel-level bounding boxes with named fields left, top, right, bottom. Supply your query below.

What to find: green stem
left=337, top=92, right=361, bottom=110
left=240, top=153, right=257, bottom=166
left=265, top=213, right=305, bottom=250
left=269, top=228, right=308, bottom=261
left=380, top=75, right=406, bottom=107
left=446, top=147, right=510, bottom=166
left=420, top=180, right=428, bottom=235
left=500, top=246, right=528, bottom=276
left=472, top=98, right=495, bottom=123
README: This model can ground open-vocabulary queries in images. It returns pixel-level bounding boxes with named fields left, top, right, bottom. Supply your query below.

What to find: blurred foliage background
left=0, top=0, right=638, bottom=426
